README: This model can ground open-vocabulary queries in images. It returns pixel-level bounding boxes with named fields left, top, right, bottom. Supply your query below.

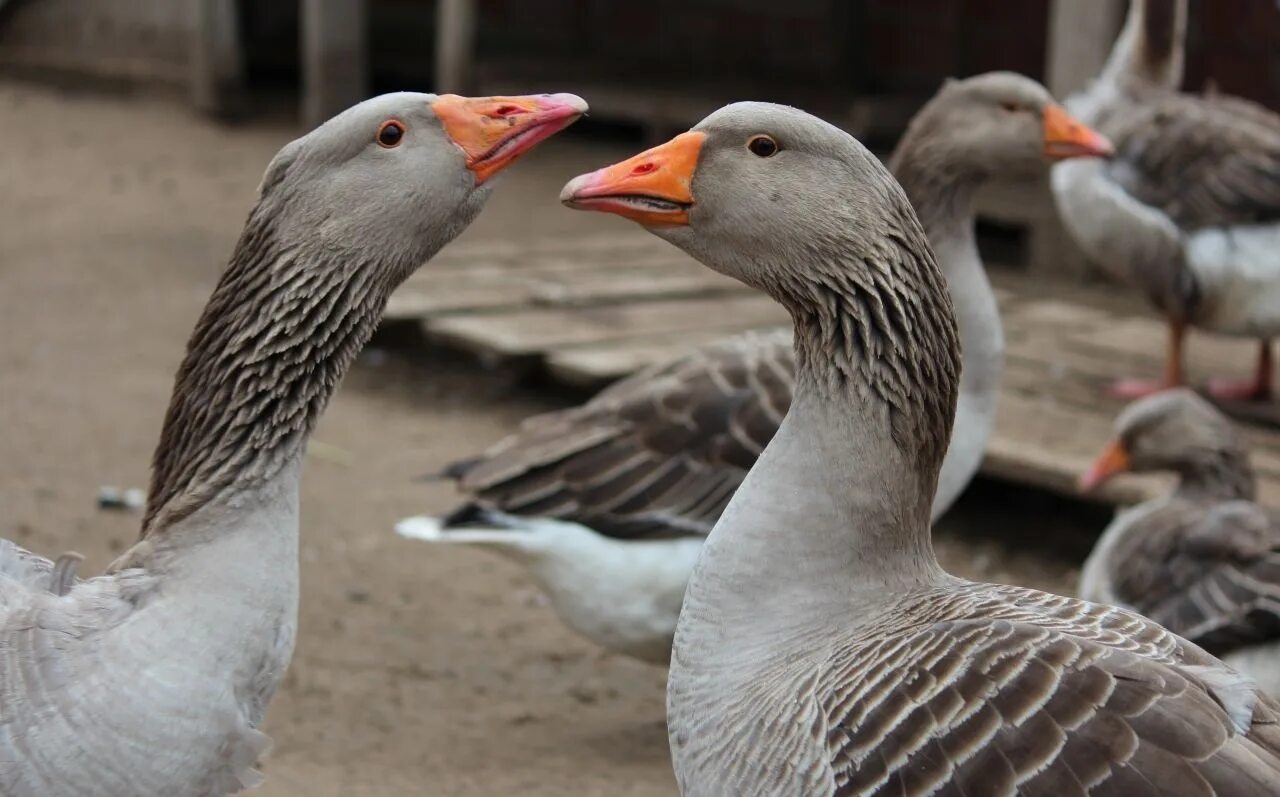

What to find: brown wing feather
left=1113, top=500, right=1280, bottom=654
left=1102, top=90, right=1280, bottom=230
left=825, top=586, right=1280, bottom=796
left=444, top=330, right=795, bottom=539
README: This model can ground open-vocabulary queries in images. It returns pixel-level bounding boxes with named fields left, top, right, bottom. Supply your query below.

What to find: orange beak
left=1079, top=438, right=1132, bottom=492
left=560, top=132, right=706, bottom=226
left=1043, top=104, right=1114, bottom=160
left=433, top=93, right=587, bottom=184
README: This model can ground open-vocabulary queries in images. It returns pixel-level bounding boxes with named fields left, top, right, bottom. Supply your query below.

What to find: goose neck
left=1175, top=450, right=1257, bottom=504
left=141, top=204, right=399, bottom=539
left=683, top=241, right=958, bottom=632
left=1099, top=0, right=1186, bottom=92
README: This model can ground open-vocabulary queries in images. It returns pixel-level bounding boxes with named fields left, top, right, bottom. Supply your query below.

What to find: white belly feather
left=1186, top=223, right=1280, bottom=336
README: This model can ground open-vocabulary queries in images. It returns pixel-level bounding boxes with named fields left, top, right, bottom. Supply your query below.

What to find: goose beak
left=560, top=131, right=705, bottom=226
left=434, top=93, right=588, bottom=184
left=1043, top=105, right=1113, bottom=160
left=1079, top=439, right=1131, bottom=491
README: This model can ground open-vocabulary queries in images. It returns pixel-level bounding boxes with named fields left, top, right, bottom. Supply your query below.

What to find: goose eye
left=747, top=135, right=779, bottom=158
left=1000, top=102, right=1022, bottom=113
left=377, top=120, right=405, bottom=148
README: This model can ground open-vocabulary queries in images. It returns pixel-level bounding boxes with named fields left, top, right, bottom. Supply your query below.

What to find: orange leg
left=1109, top=317, right=1186, bottom=400
left=1207, top=339, right=1273, bottom=401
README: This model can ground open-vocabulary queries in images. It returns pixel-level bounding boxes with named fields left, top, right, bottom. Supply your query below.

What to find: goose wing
left=444, top=330, right=794, bottom=539
left=0, top=539, right=83, bottom=598
left=1114, top=501, right=1280, bottom=654
left=824, top=587, right=1280, bottom=796
left=1105, top=91, right=1280, bottom=230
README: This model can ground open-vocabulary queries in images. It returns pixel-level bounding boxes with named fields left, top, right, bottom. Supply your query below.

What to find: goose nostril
left=493, top=105, right=523, bottom=117
left=632, top=163, right=657, bottom=176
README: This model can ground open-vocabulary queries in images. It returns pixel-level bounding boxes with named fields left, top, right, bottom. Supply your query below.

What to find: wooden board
left=381, top=231, right=1280, bottom=511
left=424, top=294, right=787, bottom=359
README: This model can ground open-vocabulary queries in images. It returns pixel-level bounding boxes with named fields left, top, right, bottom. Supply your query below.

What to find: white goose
left=562, top=101, right=1280, bottom=796
left=0, top=90, right=585, bottom=796
left=399, top=73, right=1112, bottom=665
left=1052, top=0, right=1280, bottom=400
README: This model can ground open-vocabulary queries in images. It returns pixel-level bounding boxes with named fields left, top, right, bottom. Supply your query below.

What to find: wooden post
left=190, top=0, right=244, bottom=118
left=1045, top=0, right=1125, bottom=99
left=435, top=0, right=477, bottom=95
left=1033, top=0, right=1125, bottom=278
left=302, top=0, right=368, bottom=130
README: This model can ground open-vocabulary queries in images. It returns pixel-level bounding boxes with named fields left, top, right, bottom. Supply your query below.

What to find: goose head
left=1080, top=389, right=1246, bottom=489
left=895, top=72, right=1113, bottom=183
left=259, top=91, right=586, bottom=280
left=560, top=101, right=929, bottom=293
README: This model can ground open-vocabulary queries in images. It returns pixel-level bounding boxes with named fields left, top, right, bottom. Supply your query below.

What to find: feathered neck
left=1100, top=0, right=1186, bottom=92
left=681, top=197, right=960, bottom=629
left=774, top=219, right=961, bottom=476
left=1175, top=447, right=1257, bottom=504
left=141, top=201, right=397, bottom=536
left=889, top=123, right=984, bottom=243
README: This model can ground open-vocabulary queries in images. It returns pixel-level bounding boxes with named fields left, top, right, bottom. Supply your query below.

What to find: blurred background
left=0, top=2, right=1276, bottom=796
left=2, top=0, right=1278, bottom=272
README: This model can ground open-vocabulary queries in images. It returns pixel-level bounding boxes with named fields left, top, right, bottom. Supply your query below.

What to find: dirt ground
left=0, top=80, right=1103, bottom=796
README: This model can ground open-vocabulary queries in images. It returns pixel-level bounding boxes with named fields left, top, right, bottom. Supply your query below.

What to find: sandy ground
left=0, top=80, right=1104, bottom=796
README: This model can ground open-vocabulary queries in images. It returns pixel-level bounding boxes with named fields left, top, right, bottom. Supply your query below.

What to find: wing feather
left=1102, top=91, right=1280, bottom=230
left=443, top=329, right=794, bottom=539
left=824, top=597, right=1280, bottom=796
left=1107, top=500, right=1280, bottom=655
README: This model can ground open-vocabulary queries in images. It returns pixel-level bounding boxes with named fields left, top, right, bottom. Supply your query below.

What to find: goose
left=1078, top=389, right=1280, bottom=695
left=0, top=90, right=585, bottom=797
left=1051, top=0, right=1280, bottom=400
left=562, top=101, right=1280, bottom=796
left=398, top=72, right=1112, bottom=665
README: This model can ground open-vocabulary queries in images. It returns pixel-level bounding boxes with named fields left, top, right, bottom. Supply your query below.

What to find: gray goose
left=1051, top=0, right=1280, bottom=400
left=562, top=101, right=1280, bottom=796
left=397, top=73, right=1111, bottom=665
left=0, top=91, right=584, bottom=797
left=1079, top=389, right=1280, bottom=695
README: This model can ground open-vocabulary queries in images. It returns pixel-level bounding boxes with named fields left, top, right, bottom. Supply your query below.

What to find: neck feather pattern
left=142, top=202, right=394, bottom=536
left=1177, top=448, right=1257, bottom=504
left=763, top=219, right=960, bottom=475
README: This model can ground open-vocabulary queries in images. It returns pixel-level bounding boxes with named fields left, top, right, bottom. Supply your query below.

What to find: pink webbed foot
left=1206, top=375, right=1272, bottom=402
left=1107, top=377, right=1178, bottom=400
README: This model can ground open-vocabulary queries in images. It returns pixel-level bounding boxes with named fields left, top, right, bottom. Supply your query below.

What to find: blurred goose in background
left=398, top=72, right=1113, bottom=664
left=0, top=91, right=584, bottom=797
left=1052, top=0, right=1280, bottom=400
left=566, top=100, right=1280, bottom=797
left=1079, top=389, right=1280, bottom=695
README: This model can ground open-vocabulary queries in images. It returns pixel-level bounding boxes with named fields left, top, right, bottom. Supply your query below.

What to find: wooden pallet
left=386, top=231, right=1280, bottom=509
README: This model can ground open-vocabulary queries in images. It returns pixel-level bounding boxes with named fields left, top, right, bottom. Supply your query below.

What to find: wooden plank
left=420, top=237, right=677, bottom=276
left=423, top=294, right=788, bottom=359
left=301, top=0, right=368, bottom=129
left=1067, top=316, right=1260, bottom=375
left=1002, top=297, right=1116, bottom=331
left=388, top=262, right=747, bottom=321
left=546, top=326, right=791, bottom=389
